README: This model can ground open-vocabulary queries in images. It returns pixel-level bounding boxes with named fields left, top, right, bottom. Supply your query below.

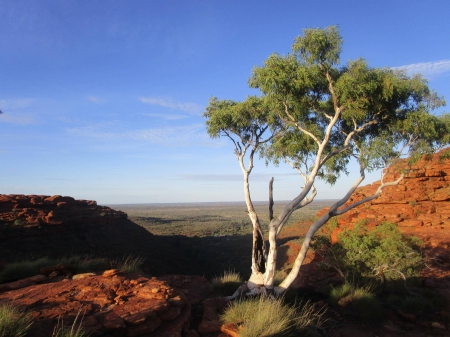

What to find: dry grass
left=52, top=310, right=90, bottom=337
left=211, top=270, right=243, bottom=295
left=110, top=255, right=145, bottom=274
left=221, top=296, right=324, bottom=337
left=0, top=303, right=33, bottom=337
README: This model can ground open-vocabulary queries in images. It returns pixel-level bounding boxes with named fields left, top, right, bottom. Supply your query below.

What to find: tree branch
left=282, top=101, right=321, bottom=145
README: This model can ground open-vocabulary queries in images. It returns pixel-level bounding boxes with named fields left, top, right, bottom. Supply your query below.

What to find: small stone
left=72, top=273, right=96, bottom=280
left=168, top=295, right=184, bottom=306
left=383, top=321, right=402, bottom=332
left=102, top=269, right=123, bottom=278
left=396, top=309, right=417, bottom=322
left=431, top=321, right=446, bottom=329
left=151, top=288, right=160, bottom=293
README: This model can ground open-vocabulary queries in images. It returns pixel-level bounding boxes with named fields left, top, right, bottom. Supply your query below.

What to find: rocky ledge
left=0, top=194, right=126, bottom=227
left=0, top=270, right=200, bottom=337
left=319, top=151, right=450, bottom=246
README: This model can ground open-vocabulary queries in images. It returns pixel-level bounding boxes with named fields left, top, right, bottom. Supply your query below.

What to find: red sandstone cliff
left=319, top=150, right=450, bottom=251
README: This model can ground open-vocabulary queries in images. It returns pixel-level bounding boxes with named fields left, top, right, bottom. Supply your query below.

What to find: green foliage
left=330, top=283, right=383, bottom=321
left=221, top=297, right=324, bottom=337
left=13, top=219, right=24, bottom=226
left=206, top=25, right=448, bottom=190
left=314, top=222, right=423, bottom=282
left=339, top=222, right=423, bottom=279
left=0, top=303, right=33, bottom=337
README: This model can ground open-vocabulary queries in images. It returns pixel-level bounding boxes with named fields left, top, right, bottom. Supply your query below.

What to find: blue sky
left=1, top=1, right=449, bottom=204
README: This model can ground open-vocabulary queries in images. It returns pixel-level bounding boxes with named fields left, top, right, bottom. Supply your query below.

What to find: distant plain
left=109, top=200, right=336, bottom=237
left=106, top=200, right=335, bottom=278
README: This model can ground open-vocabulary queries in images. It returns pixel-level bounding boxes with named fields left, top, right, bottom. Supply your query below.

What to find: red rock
left=220, top=323, right=240, bottom=337
left=320, top=150, right=450, bottom=267
left=102, top=269, right=124, bottom=277
left=0, top=274, right=191, bottom=337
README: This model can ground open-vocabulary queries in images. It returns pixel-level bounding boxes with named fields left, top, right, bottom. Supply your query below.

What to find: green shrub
left=313, top=221, right=423, bottom=282
left=0, top=303, right=33, bottom=337
left=330, top=283, right=383, bottom=321
left=221, top=297, right=324, bottom=337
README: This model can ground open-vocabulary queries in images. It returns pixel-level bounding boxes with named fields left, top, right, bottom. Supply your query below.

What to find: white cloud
left=0, top=114, right=35, bottom=125
left=141, top=112, right=189, bottom=120
left=392, top=59, right=450, bottom=79
left=140, top=97, right=203, bottom=115
left=0, top=98, right=33, bottom=110
left=180, top=172, right=298, bottom=181
left=0, top=98, right=36, bottom=124
left=67, top=123, right=208, bottom=146
left=87, top=96, right=104, bottom=104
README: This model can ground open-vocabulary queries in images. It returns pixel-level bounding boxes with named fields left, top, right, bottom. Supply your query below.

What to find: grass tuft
left=0, top=257, right=55, bottom=283
left=221, top=296, right=324, bottom=337
left=52, top=310, right=90, bottom=337
left=110, top=255, right=144, bottom=274
left=211, top=270, right=242, bottom=294
left=330, top=282, right=383, bottom=321
left=0, top=303, right=33, bottom=337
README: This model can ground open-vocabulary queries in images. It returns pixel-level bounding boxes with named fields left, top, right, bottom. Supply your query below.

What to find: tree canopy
left=204, top=26, right=449, bottom=296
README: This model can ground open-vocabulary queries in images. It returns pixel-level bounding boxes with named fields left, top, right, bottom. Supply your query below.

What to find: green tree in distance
left=204, top=26, right=450, bottom=297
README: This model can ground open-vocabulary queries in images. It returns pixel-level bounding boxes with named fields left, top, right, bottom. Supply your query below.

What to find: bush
left=0, top=303, right=33, bottom=337
left=221, top=297, right=324, bottom=337
left=313, top=221, right=423, bottom=282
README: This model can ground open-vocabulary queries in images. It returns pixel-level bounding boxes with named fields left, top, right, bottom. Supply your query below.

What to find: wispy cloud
left=141, top=112, right=189, bottom=121
left=87, top=96, right=104, bottom=104
left=67, top=122, right=208, bottom=146
left=0, top=98, right=33, bottom=110
left=140, top=97, right=203, bottom=115
left=180, top=172, right=298, bottom=182
left=0, top=114, right=36, bottom=125
left=0, top=98, right=36, bottom=124
left=392, top=59, right=450, bottom=79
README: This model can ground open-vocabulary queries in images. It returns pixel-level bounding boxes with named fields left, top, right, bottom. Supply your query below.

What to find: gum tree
left=204, top=26, right=449, bottom=297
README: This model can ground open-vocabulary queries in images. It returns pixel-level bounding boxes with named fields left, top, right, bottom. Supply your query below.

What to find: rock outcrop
left=0, top=195, right=197, bottom=276
left=0, top=270, right=195, bottom=337
left=0, top=194, right=126, bottom=227
left=318, top=150, right=450, bottom=275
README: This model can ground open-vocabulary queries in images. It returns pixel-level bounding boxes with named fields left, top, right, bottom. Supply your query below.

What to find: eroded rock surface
left=0, top=270, right=193, bottom=337
left=318, top=151, right=450, bottom=251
